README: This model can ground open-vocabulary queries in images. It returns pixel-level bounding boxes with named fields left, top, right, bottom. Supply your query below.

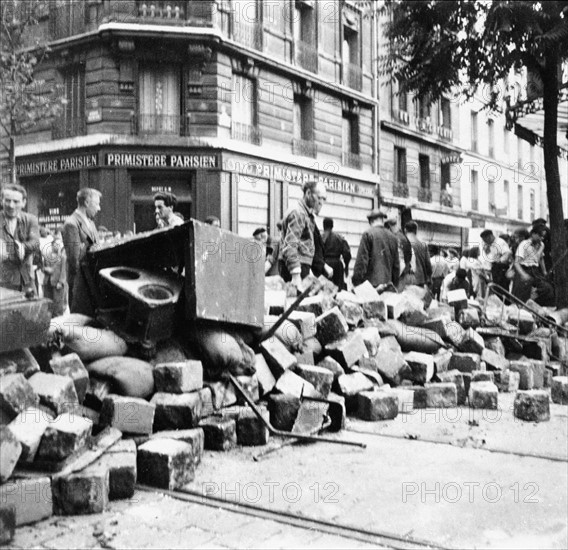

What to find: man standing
left=322, top=217, right=351, bottom=290
left=63, top=188, right=101, bottom=309
left=404, top=221, right=432, bottom=289
left=480, top=229, right=510, bottom=289
left=0, top=184, right=39, bottom=293
left=154, top=192, right=184, bottom=227
left=352, top=209, right=399, bottom=289
left=279, top=180, right=332, bottom=290
left=385, top=217, right=414, bottom=290
left=430, top=245, right=450, bottom=299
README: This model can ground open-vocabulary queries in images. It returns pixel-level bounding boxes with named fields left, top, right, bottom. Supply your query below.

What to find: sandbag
left=65, top=327, right=128, bottom=362
left=387, top=320, right=445, bottom=354
left=194, top=327, right=256, bottom=380
left=48, top=313, right=99, bottom=340
left=86, top=356, right=154, bottom=398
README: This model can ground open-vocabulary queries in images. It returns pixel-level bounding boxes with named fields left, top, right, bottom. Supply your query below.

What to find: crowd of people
left=0, top=181, right=563, bottom=317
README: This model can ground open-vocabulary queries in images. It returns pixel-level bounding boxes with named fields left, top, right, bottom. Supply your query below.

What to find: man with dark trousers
left=352, top=209, right=400, bottom=290
left=322, top=217, right=351, bottom=290
left=404, top=220, right=432, bottom=289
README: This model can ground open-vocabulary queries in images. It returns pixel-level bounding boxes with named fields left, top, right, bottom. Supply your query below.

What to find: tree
left=376, top=0, right=568, bottom=308
left=1, top=0, right=63, bottom=184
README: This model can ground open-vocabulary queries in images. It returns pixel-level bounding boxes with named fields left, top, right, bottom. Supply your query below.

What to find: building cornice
left=381, top=120, right=462, bottom=153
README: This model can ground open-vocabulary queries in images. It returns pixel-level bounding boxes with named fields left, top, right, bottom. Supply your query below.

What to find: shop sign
left=225, top=159, right=375, bottom=197
left=17, top=154, right=98, bottom=176
left=441, top=153, right=462, bottom=165
left=105, top=153, right=217, bottom=169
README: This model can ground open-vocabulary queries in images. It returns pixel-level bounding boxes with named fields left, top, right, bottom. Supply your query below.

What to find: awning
left=412, top=208, right=472, bottom=228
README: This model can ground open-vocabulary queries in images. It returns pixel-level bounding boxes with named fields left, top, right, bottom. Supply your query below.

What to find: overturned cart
left=81, top=220, right=364, bottom=450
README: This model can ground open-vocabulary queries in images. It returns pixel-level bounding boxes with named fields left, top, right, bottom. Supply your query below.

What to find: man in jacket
left=352, top=209, right=399, bottom=289
left=63, top=188, right=101, bottom=309
left=404, top=221, right=432, bottom=289
left=0, top=184, right=40, bottom=292
left=322, top=217, right=351, bottom=290
left=279, top=180, right=332, bottom=290
left=42, top=227, right=68, bottom=316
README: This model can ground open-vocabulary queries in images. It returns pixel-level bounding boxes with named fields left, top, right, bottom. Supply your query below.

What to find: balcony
left=418, top=187, right=432, bottom=203
left=342, top=152, right=362, bottom=170
left=295, top=41, right=318, bottom=73
left=232, top=21, right=262, bottom=51
left=52, top=117, right=86, bottom=139
left=231, top=122, right=262, bottom=146
left=393, top=110, right=410, bottom=125
left=131, top=114, right=189, bottom=136
left=393, top=182, right=409, bottom=198
left=416, top=117, right=433, bottom=134
left=292, top=138, right=317, bottom=158
left=441, top=189, right=454, bottom=208
left=437, top=125, right=453, bottom=140
left=135, top=1, right=189, bottom=22
left=343, top=63, right=362, bottom=92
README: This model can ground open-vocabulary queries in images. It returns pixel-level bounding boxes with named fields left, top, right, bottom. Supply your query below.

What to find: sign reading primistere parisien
left=17, top=154, right=99, bottom=175
left=105, top=153, right=217, bottom=168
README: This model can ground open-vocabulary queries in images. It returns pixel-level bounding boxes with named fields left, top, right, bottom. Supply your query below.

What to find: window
left=487, top=119, right=494, bottom=158
left=417, top=96, right=431, bottom=119
left=440, top=98, right=451, bottom=129
left=395, top=147, right=407, bottom=184
left=517, top=137, right=523, bottom=166
left=517, top=184, right=523, bottom=219
left=342, top=112, right=360, bottom=168
left=292, top=94, right=315, bottom=156
left=530, top=189, right=536, bottom=220
left=343, top=26, right=361, bottom=90
left=503, top=180, right=510, bottom=216
left=294, top=2, right=317, bottom=71
left=441, top=163, right=451, bottom=189
left=231, top=73, right=260, bottom=145
left=397, top=81, right=408, bottom=112
left=471, top=169, right=479, bottom=210
left=55, top=64, right=85, bottom=138
left=138, top=63, right=181, bottom=134
left=471, top=111, right=478, bottom=152
left=419, top=155, right=430, bottom=188
left=488, top=179, right=496, bottom=212
left=503, top=127, right=510, bottom=154
left=232, top=0, right=262, bottom=49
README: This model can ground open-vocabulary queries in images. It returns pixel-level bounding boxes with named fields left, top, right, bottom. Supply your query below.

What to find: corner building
left=14, top=0, right=380, bottom=252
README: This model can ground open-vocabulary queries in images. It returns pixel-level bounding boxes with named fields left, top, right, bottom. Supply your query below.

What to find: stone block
left=236, top=407, right=269, bottom=446
left=316, top=307, right=349, bottom=347
left=153, top=360, right=203, bottom=393
left=381, top=292, right=408, bottom=320
left=509, top=361, right=534, bottom=390
left=352, top=365, right=384, bottom=387
left=260, top=338, right=297, bottom=378
left=424, top=383, right=458, bottom=408
left=28, top=372, right=78, bottom=415
left=0, top=373, right=39, bottom=419
left=288, top=311, right=317, bottom=340
left=551, top=376, right=568, bottom=405
left=447, top=289, right=468, bottom=309
left=529, top=361, right=545, bottom=390
left=458, top=328, right=485, bottom=354
left=204, top=380, right=237, bottom=410
left=198, top=387, right=215, bottom=418
left=0, top=477, right=52, bottom=526
left=437, top=370, right=466, bottom=405
left=523, top=339, right=550, bottom=362
left=302, top=337, right=323, bottom=362
left=0, top=348, right=40, bottom=378
left=354, top=327, right=381, bottom=357
left=543, top=369, right=552, bottom=388
left=514, top=390, right=550, bottom=422
left=325, top=392, right=346, bottom=431
left=317, top=356, right=345, bottom=379
left=151, top=428, right=204, bottom=466
left=352, top=280, right=382, bottom=309
left=0, top=502, right=15, bottom=544
left=403, top=386, right=427, bottom=408
left=235, top=374, right=260, bottom=405
left=199, top=417, right=237, bottom=451
left=265, top=290, right=287, bottom=316
left=49, top=353, right=89, bottom=403
left=84, top=377, right=112, bottom=411
left=99, top=395, right=155, bottom=435
left=433, top=349, right=453, bottom=374
left=449, top=353, right=481, bottom=374
left=468, top=382, right=499, bottom=410
left=294, top=349, right=314, bottom=365
left=495, top=370, right=520, bottom=393
left=484, top=337, right=506, bottom=356
left=547, top=362, right=562, bottom=377
left=339, top=301, right=364, bottom=327
left=254, top=353, right=276, bottom=396
left=358, top=391, right=399, bottom=421
left=403, top=352, right=435, bottom=384
left=7, top=407, right=51, bottom=462
left=294, top=364, right=333, bottom=397
left=137, top=438, right=194, bottom=489
left=458, top=308, right=480, bottom=329
left=481, top=348, right=510, bottom=371
left=388, top=387, right=415, bottom=413
left=324, top=331, right=367, bottom=369
left=150, top=392, right=202, bottom=431
left=37, top=413, right=92, bottom=462
left=53, top=466, right=109, bottom=515
left=297, top=295, right=325, bottom=317
left=0, top=426, right=22, bottom=483
left=471, top=371, right=494, bottom=383
left=267, top=394, right=300, bottom=431
left=421, top=315, right=453, bottom=341
left=274, top=370, right=319, bottom=399
left=337, top=372, right=375, bottom=397
left=378, top=335, right=402, bottom=354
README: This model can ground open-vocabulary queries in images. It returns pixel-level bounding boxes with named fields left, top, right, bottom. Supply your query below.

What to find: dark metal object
left=228, top=373, right=367, bottom=449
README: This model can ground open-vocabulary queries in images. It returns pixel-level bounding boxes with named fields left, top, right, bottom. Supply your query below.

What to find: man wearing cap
left=279, top=180, right=332, bottom=289
left=352, top=209, right=400, bottom=289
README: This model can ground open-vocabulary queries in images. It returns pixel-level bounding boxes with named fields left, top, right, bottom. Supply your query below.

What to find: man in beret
left=352, top=209, right=400, bottom=289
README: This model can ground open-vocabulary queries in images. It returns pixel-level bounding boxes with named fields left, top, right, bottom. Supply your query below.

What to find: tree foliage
left=1, top=0, right=63, bottom=183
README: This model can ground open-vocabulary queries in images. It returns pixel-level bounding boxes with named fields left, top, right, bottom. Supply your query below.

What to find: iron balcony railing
left=52, top=117, right=87, bottom=139
left=393, top=182, right=409, bottom=198
left=231, top=122, right=262, bottom=146
left=131, top=113, right=189, bottom=136
left=292, top=138, right=317, bottom=158
left=418, top=187, right=432, bottom=203
left=437, top=125, right=453, bottom=140
left=343, top=62, right=362, bottom=92
left=441, top=189, right=454, bottom=208
left=232, top=20, right=262, bottom=50
left=416, top=117, right=433, bottom=133
left=393, top=109, right=410, bottom=125
left=295, top=41, right=318, bottom=73
left=342, top=152, right=362, bottom=170
left=136, top=1, right=187, bottom=21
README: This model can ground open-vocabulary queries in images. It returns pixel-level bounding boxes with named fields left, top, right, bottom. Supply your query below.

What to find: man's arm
left=352, top=233, right=370, bottom=287
left=341, top=236, right=352, bottom=275
left=62, top=221, right=81, bottom=275
left=22, top=214, right=40, bottom=257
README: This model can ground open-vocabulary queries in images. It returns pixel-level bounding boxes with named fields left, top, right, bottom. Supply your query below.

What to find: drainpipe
left=372, top=0, right=380, bottom=204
